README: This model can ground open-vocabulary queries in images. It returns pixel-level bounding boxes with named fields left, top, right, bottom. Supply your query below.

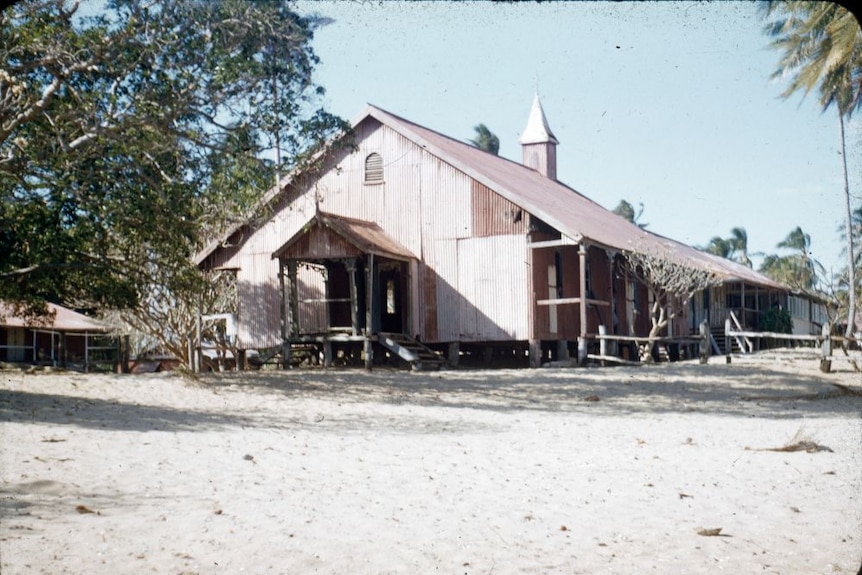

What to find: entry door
left=379, top=264, right=405, bottom=333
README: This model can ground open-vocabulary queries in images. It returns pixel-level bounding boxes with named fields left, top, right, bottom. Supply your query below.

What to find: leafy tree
left=759, top=226, right=824, bottom=292
left=702, top=236, right=733, bottom=259
left=760, top=305, right=793, bottom=334
left=0, top=0, right=347, bottom=364
left=728, top=227, right=753, bottom=268
left=623, top=245, right=722, bottom=362
left=468, top=123, right=500, bottom=155
left=762, top=0, right=861, bottom=343
left=700, top=227, right=753, bottom=267
left=612, top=199, right=648, bottom=228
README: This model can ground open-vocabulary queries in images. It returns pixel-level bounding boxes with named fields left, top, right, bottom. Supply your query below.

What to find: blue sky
left=293, top=0, right=860, bottom=278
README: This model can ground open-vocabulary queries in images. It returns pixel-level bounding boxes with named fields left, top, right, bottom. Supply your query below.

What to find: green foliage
left=468, top=123, right=500, bottom=155
left=762, top=0, right=860, bottom=340
left=699, top=227, right=751, bottom=267
left=612, top=199, right=648, bottom=228
left=0, top=0, right=347, bottom=316
left=759, top=306, right=793, bottom=334
left=758, top=226, right=823, bottom=293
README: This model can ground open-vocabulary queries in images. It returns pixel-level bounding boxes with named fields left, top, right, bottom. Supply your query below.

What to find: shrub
left=760, top=306, right=793, bottom=334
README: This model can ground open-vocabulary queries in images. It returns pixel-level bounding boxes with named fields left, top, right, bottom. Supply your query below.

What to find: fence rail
left=725, top=320, right=859, bottom=372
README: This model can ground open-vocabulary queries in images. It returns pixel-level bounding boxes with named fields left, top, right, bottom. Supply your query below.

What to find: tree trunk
left=839, top=113, right=857, bottom=345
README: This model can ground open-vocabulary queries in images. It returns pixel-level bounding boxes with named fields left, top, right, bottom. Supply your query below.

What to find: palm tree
left=612, top=199, right=648, bottom=228
left=759, top=226, right=822, bottom=292
left=762, top=0, right=861, bottom=342
left=468, top=124, right=500, bottom=155
left=728, top=227, right=753, bottom=267
left=702, top=236, right=733, bottom=259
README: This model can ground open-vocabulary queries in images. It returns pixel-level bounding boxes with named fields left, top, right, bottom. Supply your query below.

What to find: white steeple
left=520, top=93, right=558, bottom=179
left=519, top=93, right=559, bottom=145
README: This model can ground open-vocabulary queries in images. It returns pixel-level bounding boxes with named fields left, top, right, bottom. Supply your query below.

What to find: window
left=364, top=153, right=383, bottom=183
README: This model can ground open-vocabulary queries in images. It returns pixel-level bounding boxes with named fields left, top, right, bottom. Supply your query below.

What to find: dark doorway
left=327, top=262, right=352, bottom=330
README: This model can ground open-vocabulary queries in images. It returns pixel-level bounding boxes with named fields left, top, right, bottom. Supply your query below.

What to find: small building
left=0, top=301, right=120, bottom=371
left=196, top=97, right=806, bottom=368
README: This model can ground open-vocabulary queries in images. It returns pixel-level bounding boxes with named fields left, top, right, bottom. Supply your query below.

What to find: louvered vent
left=364, top=153, right=383, bottom=183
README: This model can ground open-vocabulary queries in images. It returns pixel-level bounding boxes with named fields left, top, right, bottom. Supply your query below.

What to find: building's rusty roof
left=197, top=103, right=785, bottom=290
left=363, top=105, right=785, bottom=290
left=272, top=211, right=416, bottom=262
left=0, top=301, right=109, bottom=332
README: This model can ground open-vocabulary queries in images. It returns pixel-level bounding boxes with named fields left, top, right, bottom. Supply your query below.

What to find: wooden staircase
left=710, top=326, right=747, bottom=355
left=376, top=332, right=446, bottom=371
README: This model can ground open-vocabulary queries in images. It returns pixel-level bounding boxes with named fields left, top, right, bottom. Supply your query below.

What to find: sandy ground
left=1, top=350, right=861, bottom=575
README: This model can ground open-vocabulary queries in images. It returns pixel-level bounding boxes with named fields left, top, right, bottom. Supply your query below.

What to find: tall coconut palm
left=702, top=236, right=733, bottom=259
left=762, top=0, right=861, bottom=342
left=760, top=226, right=822, bottom=292
left=468, top=123, right=500, bottom=155
left=612, top=199, right=648, bottom=228
left=729, top=227, right=753, bottom=267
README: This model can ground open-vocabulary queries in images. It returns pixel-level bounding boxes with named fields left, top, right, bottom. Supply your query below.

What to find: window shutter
left=364, top=153, right=383, bottom=183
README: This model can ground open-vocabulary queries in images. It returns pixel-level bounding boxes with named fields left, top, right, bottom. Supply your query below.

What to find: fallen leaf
left=679, top=493, right=693, bottom=499
left=697, top=527, right=723, bottom=537
left=583, top=395, right=600, bottom=402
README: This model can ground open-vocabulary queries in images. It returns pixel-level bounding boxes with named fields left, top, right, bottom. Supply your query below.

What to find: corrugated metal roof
left=0, top=301, right=109, bottom=332
left=362, top=105, right=785, bottom=290
left=197, top=103, right=785, bottom=291
left=272, top=211, right=416, bottom=262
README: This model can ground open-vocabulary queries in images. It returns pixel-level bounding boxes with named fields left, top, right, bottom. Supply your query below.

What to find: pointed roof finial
left=519, top=92, right=558, bottom=145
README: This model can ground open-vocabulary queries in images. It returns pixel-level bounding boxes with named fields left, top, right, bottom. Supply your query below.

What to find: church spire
left=520, top=93, right=558, bottom=179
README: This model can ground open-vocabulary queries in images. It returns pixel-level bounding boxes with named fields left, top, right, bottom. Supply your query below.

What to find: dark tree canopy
left=0, top=0, right=347, bottom=316
left=468, top=123, right=500, bottom=155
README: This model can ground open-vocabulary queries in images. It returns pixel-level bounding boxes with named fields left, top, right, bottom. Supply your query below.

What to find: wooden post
left=323, top=341, right=333, bottom=368
left=598, top=325, right=607, bottom=367
left=84, top=333, right=90, bottom=373
left=195, top=310, right=202, bottom=374
left=529, top=338, right=541, bottom=368
left=447, top=342, right=459, bottom=367
left=699, top=320, right=709, bottom=364
left=578, top=244, right=588, bottom=362
left=115, top=336, right=123, bottom=374
left=724, top=318, right=732, bottom=364
left=347, top=258, right=359, bottom=336
left=284, top=260, right=299, bottom=370
left=598, top=325, right=607, bottom=355
left=278, top=260, right=288, bottom=369
left=365, top=254, right=375, bottom=371
left=557, top=339, right=569, bottom=362
left=58, top=332, right=66, bottom=368
left=363, top=338, right=374, bottom=371
left=819, top=322, right=832, bottom=373
left=121, top=334, right=130, bottom=373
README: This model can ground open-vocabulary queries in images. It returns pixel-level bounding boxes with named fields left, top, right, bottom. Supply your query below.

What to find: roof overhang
left=272, top=212, right=416, bottom=263
left=0, top=301, right=110, bottom=333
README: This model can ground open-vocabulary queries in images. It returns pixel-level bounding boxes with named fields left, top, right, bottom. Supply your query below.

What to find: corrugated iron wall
left=235, top=253, right=281, bottom=349
left=456, top=235, right=530, bottom=341
left=220, top=117, right=543, bottom=347
left=296, top=264, right=327, bottom=334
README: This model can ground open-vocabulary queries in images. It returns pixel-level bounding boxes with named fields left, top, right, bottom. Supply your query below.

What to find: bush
left=760, top=306, right=793, bottom=334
